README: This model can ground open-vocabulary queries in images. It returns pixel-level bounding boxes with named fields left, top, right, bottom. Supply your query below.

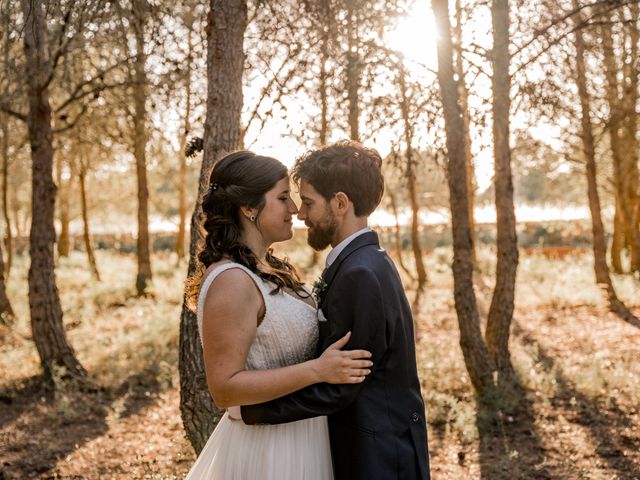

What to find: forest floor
left=0, top=247, right=639, bottom=479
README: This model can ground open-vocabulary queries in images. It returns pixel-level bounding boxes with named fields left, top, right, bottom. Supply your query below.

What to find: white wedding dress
left=185, top=263, right=334, bottom=480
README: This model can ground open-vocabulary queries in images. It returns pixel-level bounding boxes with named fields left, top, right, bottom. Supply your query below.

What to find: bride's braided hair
left=186, top=151, right=307, bottom=311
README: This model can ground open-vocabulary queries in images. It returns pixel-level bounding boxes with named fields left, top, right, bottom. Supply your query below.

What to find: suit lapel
left=321, top=231, right=379, bottom=288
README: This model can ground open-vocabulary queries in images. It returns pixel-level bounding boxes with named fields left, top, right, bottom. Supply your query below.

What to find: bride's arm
left=200, top=268, right=372, bottom=409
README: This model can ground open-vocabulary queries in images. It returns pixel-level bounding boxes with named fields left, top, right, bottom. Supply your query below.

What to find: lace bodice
left=197, top=263, right=319, bottom=370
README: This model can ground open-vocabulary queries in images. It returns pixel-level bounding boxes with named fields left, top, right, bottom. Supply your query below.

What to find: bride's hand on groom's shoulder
left=313, top=332, right=373, bottom=385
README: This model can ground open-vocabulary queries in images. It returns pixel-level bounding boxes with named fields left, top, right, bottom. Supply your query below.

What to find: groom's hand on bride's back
left=312, top=331, right=373, bottom=384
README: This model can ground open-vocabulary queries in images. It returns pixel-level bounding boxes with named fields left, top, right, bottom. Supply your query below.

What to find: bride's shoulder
left=204, top=259, right=235, bottom=277
left=199, top=262, right=264, bottom=315
left=201, top=260, right=259, bottom=294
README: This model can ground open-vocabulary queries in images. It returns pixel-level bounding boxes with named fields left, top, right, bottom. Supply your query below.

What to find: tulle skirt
left=185, top=412, right=334, bottom=480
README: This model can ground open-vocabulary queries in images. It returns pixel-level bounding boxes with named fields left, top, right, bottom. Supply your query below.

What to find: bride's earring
left=249, top=214, right=256, bottom=222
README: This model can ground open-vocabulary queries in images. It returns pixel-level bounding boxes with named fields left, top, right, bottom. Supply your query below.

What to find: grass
left=1, top=239, right=639, bottom=479
left=2, top=249, right=184, bottom=393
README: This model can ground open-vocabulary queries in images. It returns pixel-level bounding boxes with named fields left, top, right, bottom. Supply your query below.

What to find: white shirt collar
left=325, top=227, right=372, bottom=269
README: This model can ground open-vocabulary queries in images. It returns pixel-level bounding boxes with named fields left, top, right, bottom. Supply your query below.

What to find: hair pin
left=211, top=182, right=219, bottom=192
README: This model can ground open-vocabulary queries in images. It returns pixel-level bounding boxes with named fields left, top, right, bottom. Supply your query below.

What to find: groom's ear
left=333, top=192, right=351, bottom=215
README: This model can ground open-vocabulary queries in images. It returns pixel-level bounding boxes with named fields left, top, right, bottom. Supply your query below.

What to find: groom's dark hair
left=292, top=141, right=384, bottom=217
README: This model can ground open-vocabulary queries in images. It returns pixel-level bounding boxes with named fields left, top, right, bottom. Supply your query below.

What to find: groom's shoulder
left=342, top=244, right=392, bottom=275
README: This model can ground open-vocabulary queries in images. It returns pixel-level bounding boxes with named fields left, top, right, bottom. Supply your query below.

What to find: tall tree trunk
left=621, top=3, right=640, bottom=272
left=454, top=0, right=477, bottom=268
left=177, top=27, right=193, bottom=260
left=484, top=0, right=518, bottom=379
left=432, top=0, right=495, bottom=395
left=572, top=2, right=639, bottom=327
left=1, top=3, right=12, bottom=278
left=79, top=161, right=100, bottom=281
left=601, top=16, right=640, bottom=274
left=20, top=0, right=86, bottom=380
left=133, top=0, right=152, bottom=295
left=56, top=156, right=70, bottom=258
left=346, top=5, right=360, bottom=141
left=179, top=0, right=247, bottom=454
left=398, top=65, right=427, bottom=290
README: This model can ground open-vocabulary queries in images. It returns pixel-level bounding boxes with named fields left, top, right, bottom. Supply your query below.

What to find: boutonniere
left=311, top=277, right=328, bottom=304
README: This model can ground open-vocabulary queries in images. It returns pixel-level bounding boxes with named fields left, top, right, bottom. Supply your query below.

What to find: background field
left=1, top=229, right=638, bottom=479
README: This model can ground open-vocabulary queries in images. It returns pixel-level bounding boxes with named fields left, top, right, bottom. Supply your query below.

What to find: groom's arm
left=241, top=266, right=387, bottom=425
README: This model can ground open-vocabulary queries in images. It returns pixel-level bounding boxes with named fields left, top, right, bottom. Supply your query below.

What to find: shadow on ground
left=0, top=355, right=166, bottom=478
left=513, top=321, right=640, bottom=480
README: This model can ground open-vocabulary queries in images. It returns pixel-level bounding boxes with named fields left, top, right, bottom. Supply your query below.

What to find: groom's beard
left=306, top=213, right=338, bottom=251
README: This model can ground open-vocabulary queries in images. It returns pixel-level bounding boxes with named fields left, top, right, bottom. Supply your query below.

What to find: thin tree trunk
left=307, top=35, right=330, bottom=270
left=484, top=0, right=518, bottom=380
left=306, top=32, right=332, bottom=270
left=388, top=189, right=414, bottom=281
left=572, top=3, right=639, bottom=327
left=611, top=201, right=624, bottom=273
left=0, top=237, right=14, bottom=326
left=1, top=114, right=11, bottom=278
left=1, top=4, right=12, bottom=278
left=179, top=0, right=247, bottom=454
left=319, top=32, right=329, bottom=146
left=20, top=0, right=86, bottom=380
left=79, top=161, right=100, bottom=281
left=601, top=17, right=640, bottom=274
left=621, top=3, right=639, bottom=272
left=432, top=0, right=495, bottom=395
left=133, top=0, right=152, bottom=295
left=454, top=0, right=477, bottom=268
left=177, top=27, right=193, bottom=260
left=398, top=65, right=427, bottom=290
left=56, top=156, right=70, bottom=258
left=346, top=5, right=360, bottom=142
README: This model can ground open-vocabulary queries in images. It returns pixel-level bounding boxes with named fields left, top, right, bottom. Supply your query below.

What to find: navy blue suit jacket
left=242, top=231, right=430, bottom=479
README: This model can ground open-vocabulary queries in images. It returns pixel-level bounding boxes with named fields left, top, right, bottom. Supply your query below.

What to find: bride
left=185, top=151, right=373, bottom=480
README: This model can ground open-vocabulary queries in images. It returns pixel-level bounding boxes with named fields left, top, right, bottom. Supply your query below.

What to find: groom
left=241, top=141, right=430, bottom=479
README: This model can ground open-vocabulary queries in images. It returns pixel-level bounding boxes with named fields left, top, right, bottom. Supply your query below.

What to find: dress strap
left=197, top=263, right=268, bottom=346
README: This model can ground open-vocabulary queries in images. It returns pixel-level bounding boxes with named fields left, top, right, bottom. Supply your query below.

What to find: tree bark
left=133, top=0, right=152, bottom=295
left=621, top=3, right=639, bottom=272
left=398, top=65, right=427, bottom=290
left=1, top=2, right=12, bottom=277
left=21, top=0, right=86, bottom=380
left=79, top=161, right=100, bottom=281
left=56, top=156, right=70, bottom=258
left=0, top=236, right=14, bottom=326
left=601, top=15, right=640, bottom=274
left=484, top=0, right=518, bottom=380
left=177, top=26, right=193, bottom=260
left=432, top=0, right=495, bottom=395
left=1, top=114, right=11, bottom=278
left=572, top=2, right=639, bottom=327
left=179, top=0, right=247, bottom=454
left=454, top=0, right=477, bottom=268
